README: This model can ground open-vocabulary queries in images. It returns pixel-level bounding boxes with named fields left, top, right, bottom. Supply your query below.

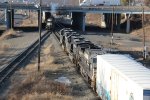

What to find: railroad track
left=0, top=31, right=51, bottom=85
left=54, top=23, right=65, bottom=42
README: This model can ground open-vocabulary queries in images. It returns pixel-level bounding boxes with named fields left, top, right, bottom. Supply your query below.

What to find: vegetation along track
left=0, top=31, right=51, bottom=85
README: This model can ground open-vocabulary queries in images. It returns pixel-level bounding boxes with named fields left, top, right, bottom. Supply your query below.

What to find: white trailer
left=96, top=54, right=150, bottom=100
left=79, top=0, right=121, bottom=6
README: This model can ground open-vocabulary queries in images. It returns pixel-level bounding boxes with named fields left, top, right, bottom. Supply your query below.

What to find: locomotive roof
left=97, top=54, right=150, bottom=89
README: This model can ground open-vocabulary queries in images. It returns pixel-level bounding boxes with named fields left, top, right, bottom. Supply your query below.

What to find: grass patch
left=7, top=72, right=72, bottom=100
left=0, top=43, right=9, bottom=54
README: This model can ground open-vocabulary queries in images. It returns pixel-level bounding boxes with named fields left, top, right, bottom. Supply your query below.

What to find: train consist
left=55, top=27, right=106, bottom=90
left=54, top=26, right=150, bottom=100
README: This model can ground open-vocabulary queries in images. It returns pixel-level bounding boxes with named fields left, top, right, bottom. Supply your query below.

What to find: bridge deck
left=0, top=3, right=150, bottom=14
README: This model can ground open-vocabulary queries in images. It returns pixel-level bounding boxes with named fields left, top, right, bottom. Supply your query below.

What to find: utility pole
left=10, top=0, right=13, bottom=29
left=110, top=6, right=114, bottom=52
left=142, top=6, right=147, bottom=60
left=38, top=0, right=42, bottom=71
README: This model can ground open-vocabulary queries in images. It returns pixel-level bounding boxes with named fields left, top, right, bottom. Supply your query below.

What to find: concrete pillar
left=104, top=13, right=113, bottom=29
left=104, top=13, right=108, bottom=28
left=116, top=14, right=121, bottom=31
left=104, top=14, right=107, bottom=26
left=38, top=10, right=40, bottom=27
left=5, top=9, right=7, bottom=22
left=126, top=14, right=130, bottom=33
left=101, top=14, right=106, bottom=28
left=109, top=13, right=112, bottom=28
left=6, top=9, right=11, bottom=29
left=45, top=12, right=51, bottom=22
left=72, top=12, right=86, bottom=32
left=42, top=11, right=51, bottom=28
left=11, top=9, right=14, bottom=28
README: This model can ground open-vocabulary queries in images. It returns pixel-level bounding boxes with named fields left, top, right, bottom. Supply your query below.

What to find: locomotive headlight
left=47, top=23, right=51, bottom=25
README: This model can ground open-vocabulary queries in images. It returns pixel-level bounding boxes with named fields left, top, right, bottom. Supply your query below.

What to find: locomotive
left=45, top=16, right=55, bottom=31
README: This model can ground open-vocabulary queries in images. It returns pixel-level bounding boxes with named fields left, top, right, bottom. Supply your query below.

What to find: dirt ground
left=86, top=14, right=102, bottom=27
left=0, top=33, right=98, bottom=100
left=82, top=27, right=150, bottom=67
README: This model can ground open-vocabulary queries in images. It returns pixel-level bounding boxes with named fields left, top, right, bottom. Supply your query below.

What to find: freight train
left=54, top=26, right=150, bottom=100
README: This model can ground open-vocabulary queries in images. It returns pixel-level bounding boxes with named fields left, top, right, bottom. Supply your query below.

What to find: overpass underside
left=1, top=4, right=150, bottom=33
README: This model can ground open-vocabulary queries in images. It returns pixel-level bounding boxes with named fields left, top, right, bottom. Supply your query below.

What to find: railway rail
left=0, top=31, right=51, bottom=85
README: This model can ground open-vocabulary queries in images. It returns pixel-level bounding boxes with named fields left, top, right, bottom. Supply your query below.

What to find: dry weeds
left=41, top=44, right=57, bottom=69
left=86, top=14, right=102, bottom=27
left=7, top=72, right=72, bottom=100
left=131, top=25, right=150, bottom=41
left=0, top=43, right=10, bottom=54
left=0, top=29, right=21, bottom=40
left=21, top=92, right=72, bottom=100
left=6, top=41, right=73, bottom=100
left=21, top=18, right=38, bottom=27
left=21, top=12, right=38, bottom=27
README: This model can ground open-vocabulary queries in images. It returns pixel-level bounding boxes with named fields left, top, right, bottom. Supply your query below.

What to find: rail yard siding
left=96, top=54, right=150, bottom=100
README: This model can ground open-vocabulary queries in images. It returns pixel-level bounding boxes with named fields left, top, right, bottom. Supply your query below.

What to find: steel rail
left=0, top=31, right=50, bottom=85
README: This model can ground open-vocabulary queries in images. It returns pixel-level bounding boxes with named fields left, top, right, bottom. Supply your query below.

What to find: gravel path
left=82, top=31, right=150, bottom=67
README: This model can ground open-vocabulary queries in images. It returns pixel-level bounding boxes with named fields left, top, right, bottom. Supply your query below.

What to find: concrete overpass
left=0, top=3, right=150, bottom=14
left=0, top=3, right=150, bottom=32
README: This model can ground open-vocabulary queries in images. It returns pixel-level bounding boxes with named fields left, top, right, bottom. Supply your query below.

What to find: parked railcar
left=97, top=54, right=150, bottom=100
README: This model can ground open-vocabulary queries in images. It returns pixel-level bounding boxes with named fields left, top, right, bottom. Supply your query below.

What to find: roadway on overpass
left=0, top=3, right=150, bottom=14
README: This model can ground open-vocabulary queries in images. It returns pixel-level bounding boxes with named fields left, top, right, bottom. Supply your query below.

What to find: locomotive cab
left=46, top=17, right=55, bottom=31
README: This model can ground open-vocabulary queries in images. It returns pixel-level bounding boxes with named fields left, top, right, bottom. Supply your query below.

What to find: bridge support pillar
left=116, top=14, right=121, bottom=31
left=5, top=9, right=7, bottom=22
left=126, top=14, right=130, bottom=33
left=104, top=13, right=121, bottom=31
left=101, top=14, right=106, bottom=28
left=44, top=12, right=51, bottom=22
left=72, top=12, right=86, bottom=32
left=41, top=11, right=51, bottom=28
left=6, top=9, right=14, bottom=29
left=11, top=9, right=14, bottom=28
left=104, top=13, right=107, bottom=28
left=38, top=10, right=40, bottom=27
left=104, top=13, right=112, bottom=28
left=6, top=9, right=11, bottom=29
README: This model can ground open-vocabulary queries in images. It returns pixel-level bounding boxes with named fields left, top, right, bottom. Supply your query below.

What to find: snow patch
left=55, top=76, right=71, bottom=85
